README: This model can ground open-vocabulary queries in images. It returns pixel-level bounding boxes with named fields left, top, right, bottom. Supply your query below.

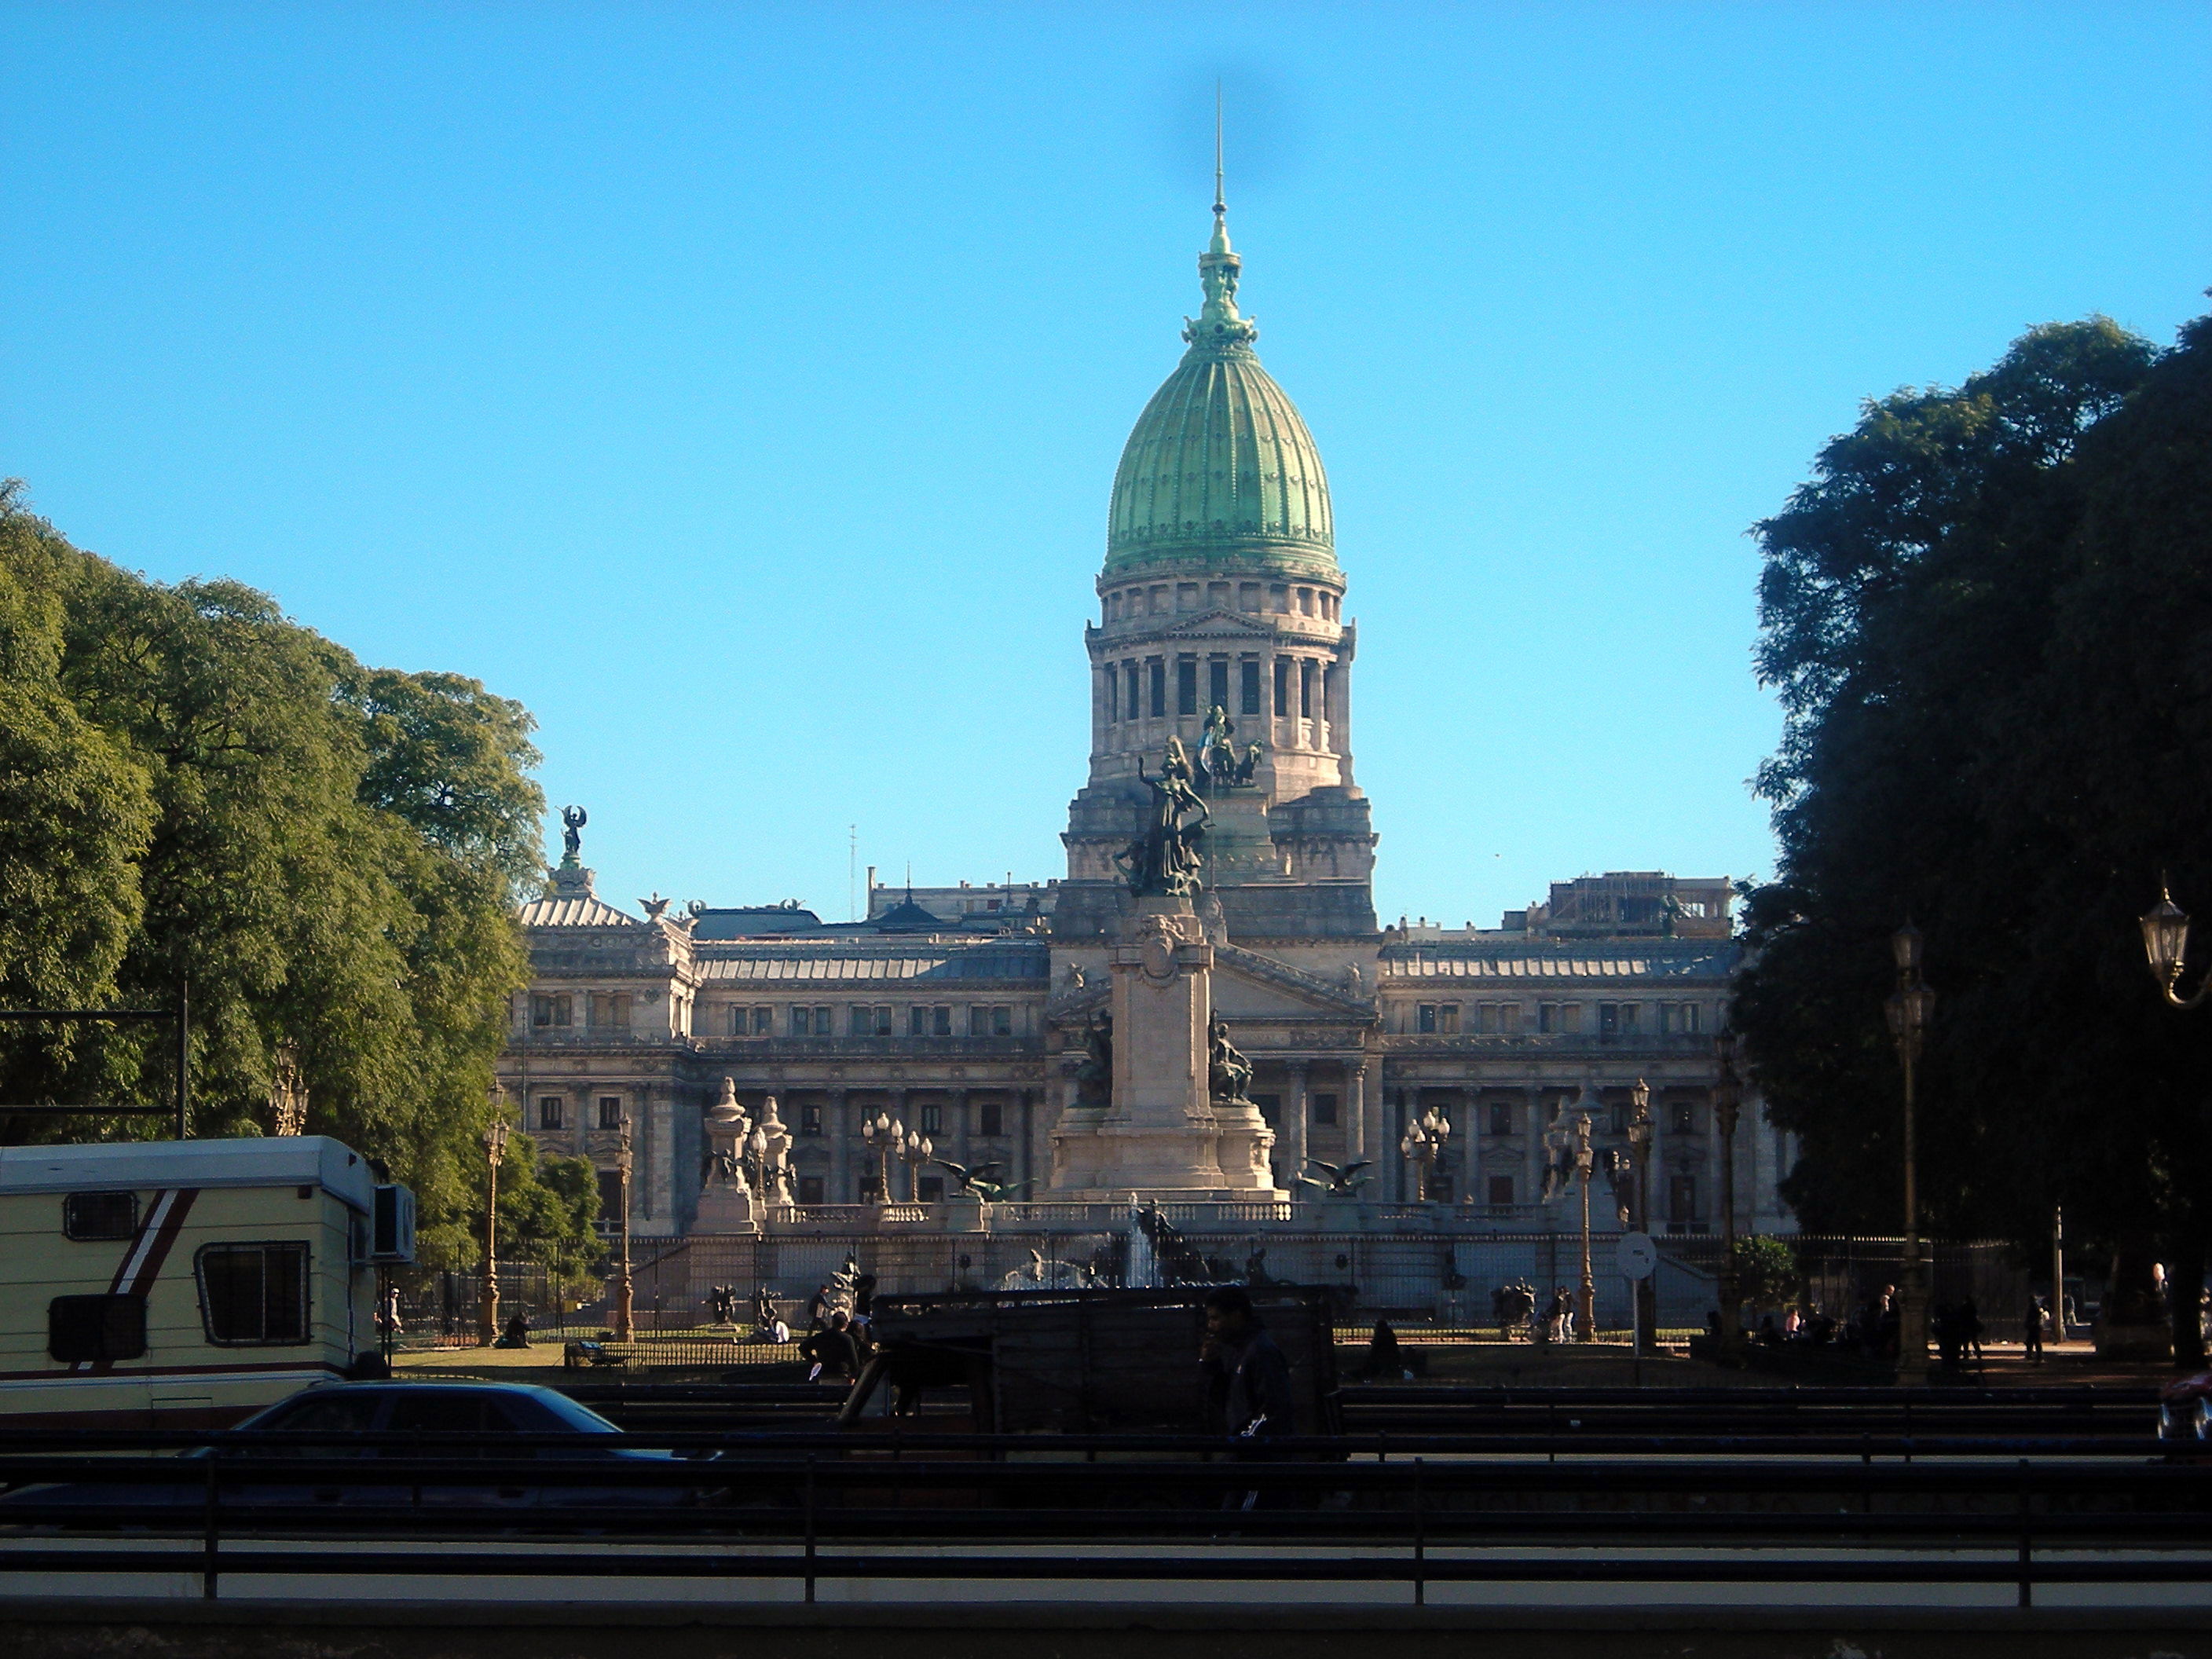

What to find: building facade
left=496, top=199, right=1795, bottom=1247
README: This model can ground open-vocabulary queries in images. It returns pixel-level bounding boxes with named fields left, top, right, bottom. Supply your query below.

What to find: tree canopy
left=0, top=485, right=594, bottom=1260
left=1736, top=311, right=2212, bottom=1357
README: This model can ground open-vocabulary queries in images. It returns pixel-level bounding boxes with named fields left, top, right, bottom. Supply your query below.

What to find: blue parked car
left=0, top=1381, right=698, bottom=1516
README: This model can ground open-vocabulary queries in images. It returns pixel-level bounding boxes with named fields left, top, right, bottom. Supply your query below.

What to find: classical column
left=827, top=1087, right=849, bottom=1209
left=1347, top=1061, right=1368, bottom=1163
left=1285, top=1061, right=1309, bottom=1198
left=1705, top=1090, right=1724, bottom=1235
left=1522, top=1089, right=1544, bottom=1212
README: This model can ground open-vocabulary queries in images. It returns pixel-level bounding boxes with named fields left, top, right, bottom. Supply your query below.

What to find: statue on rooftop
left=560, top=804, right=588, bottom=865
left=1207, top=1016, right=1254, bottom=1105
left=1117, top=739, right=1210, bottom=897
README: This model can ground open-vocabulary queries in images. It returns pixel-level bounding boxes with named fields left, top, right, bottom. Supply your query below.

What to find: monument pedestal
left=1050, top=894, right=1284, bottom=1202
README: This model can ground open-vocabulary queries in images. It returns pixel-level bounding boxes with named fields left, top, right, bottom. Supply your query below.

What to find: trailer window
left=63, top=1191, right=139, bottom=1240
left=48, top=1293, right=146, bottom=1363
left=196, top=1243, right=310, bottom=1345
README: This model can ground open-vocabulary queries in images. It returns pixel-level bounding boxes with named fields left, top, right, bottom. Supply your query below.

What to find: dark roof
left=690, top=906, right=826, bottom=939
left=870, top=899, right=948, bottom=933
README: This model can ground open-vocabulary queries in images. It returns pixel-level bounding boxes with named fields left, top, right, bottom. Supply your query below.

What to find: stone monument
left=1050, top=745, right=1284, bottom=1201
left=694, top=1076, right=760, bottom=1232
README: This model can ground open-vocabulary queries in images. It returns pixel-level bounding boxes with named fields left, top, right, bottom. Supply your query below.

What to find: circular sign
left=1617, top=1231, right=1659, bottom=1280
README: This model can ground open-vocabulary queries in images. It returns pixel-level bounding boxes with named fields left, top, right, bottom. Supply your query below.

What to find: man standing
left=1200, top=1287, right=1297, bottom=1440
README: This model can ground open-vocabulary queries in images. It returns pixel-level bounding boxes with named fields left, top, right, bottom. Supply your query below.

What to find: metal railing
left=0, top=1416, right=2204, bottom=1609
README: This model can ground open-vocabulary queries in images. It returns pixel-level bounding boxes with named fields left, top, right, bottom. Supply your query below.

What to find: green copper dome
left=1104, top=209, right=1335, bottom=580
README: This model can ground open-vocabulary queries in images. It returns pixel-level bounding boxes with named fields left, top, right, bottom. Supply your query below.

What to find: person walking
left=2023, top=1297, right=2045, bottom=1363
left=1200, top=1287, right=1298, bottom=1512
left=800, top=1310, right=861, bottom=1382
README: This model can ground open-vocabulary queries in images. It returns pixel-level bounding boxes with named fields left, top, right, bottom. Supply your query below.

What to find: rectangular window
left=969, top=1005, right=991, bottom=1037
left=1539, top=1002, right=1557, bottom=1034
left=797, top=1175, right=825, bottom=1207
left=597, top=1096, right=623, bottom=1130
left=933, top=1005, right=952, bottom=1037
left=1499, top=1004, right=1522, bottom=1034
left=1208, top=658, right=1229, bottom=712
left=1312, top=1092, right=1338, bottom=1126
left=1148, top=659, right=1166, bottom=719
left=978, top=1098, right=1004, bottom=1137
left=1240, top=659, right=1262, bottom=716
left=1620, top=1003, right=1639, bottom=1035
left=596, top=1170, right=623, bottom=1230
left=1123, top=661, right=1140, bottom=721
left=1148, top=585, right=1167, bottom=613
left=851, top=1005, right=873, bottom=1037
left=1176, top=583, right=1199, bottom=610
left=1439, top=1003, right=1461, bottom=1035
left=1177, top=657, right=1198, bottom=716
left=919, top=1102, right=943, bottom=1135
left=917, top=1175, right=945, bottom=1203
left=753, top=1005, right=773, bottom=1035
left=1487, top=1175, right=1516, bottom=1207
left=531, top=994, right=571, bottom=1028
left=538, top=1096, right=565, bottom=1130
left=1297, top=587, right=1314, bottom=614
left=1238, top=582, right=1261, bottom=612
left=1488, top=1101, right=1514, bottom=1137
left=48, top=1293, right=146, bottom=1363
left=1673, top=1103, right=1696, bottom=1134
left=815, top=1004, right=831, bottom=1034
left=994, top=1006, right=1013, bottom=1036
left=1417, top=1004, right=1437, bottom=1034
left=196, top=1242, right=309, bottom=1346
left=1681, top=1002, right=1701, bottom=1033
left=1298, top=660, right=1314, bottom=718
left=1104, top=664, right=1118, bottom=721
left=1669, top=1174, right=1698, bottom=1226
left=1207, top=580, right=1230, bottom=609
left=910, top=1005, right=927, bottom=1037
left=871, top=1005, right=892, bottom=1035
left=1562, top=1004, right=1582, bottom=1034
left=1657, top=1004, right=1672, bottom=1035
left=800, top=1102, right=822, bottom=1137
left=791, top=1005, right=811, bottom=1037
left=62, top=1191, right=138, bottom=1241
left=1268, top=583, right=1287, bottom=612
left=1599, top=1003, right=1619, bottom=1035
left=1475, top=1004, right=1496, bottom=1034
left=858, top=1174, right=883, bottom=1203
left=588, top=992, right=630, bottom=1029
left=1273, top=657, right=1290, bottom=716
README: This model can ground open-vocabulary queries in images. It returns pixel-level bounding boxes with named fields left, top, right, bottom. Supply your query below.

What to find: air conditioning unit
left=370, top=1184, right=417, bottom=1264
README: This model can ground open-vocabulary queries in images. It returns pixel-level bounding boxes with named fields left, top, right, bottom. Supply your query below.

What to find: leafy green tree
left=0, top=485, right=557, bottom=1250
left=1737, top=313, right=2212, bottom=1361
left=1730, top=1235, right=1799, bottom=1313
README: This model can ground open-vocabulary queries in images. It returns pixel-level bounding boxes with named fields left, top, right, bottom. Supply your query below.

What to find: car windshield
left=532, top=1391, right=624, bottom=1434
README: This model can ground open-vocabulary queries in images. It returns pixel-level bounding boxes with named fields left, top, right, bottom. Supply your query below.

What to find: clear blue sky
left=5, top=4, right=2206, bottom=928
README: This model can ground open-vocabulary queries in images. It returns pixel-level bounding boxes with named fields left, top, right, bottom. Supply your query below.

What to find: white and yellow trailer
left=0, top=1137, right=414, bottom=1428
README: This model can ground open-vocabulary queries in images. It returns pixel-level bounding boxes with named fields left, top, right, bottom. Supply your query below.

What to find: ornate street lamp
left=1399, top=1105, right=1450, bottom=1203
left=901, top=1128, right=936, bottom=1202
left=1573, top=1111, right=1596, bottom=1341
left=861, top=1111, right=899, bottom=1205
left=2142, top=884, right=2210, bottom=1007
left=479, top=1099, right=508, bottom=1346
left=1713, top=1031, right=1745, bottom=1360
left=612, top=1111, right=634, bottom=1341
left=1884, top=923, right=1936, bottom=1386
left=1626, top=1076, right=1657, bottom=1353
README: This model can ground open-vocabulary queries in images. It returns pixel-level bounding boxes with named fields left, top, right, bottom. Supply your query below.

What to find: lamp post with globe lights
left=1627, top=1077, right=1657, bottom=1351
left=1400, top=1105, right=1450, bottom=1203
left=1884, top=924, right=1936, bottom=1386
left=613, top=1111, right=634, bottom=1341
left=861, top=1112, right=899, bottom=1206
left=901, top=1127, right=936, bottom=1202
left=2142, top=884, right=2210, bottom=1008
left=1547, top=1109, right=1598, bottom=1339
left=479, top=1101, right=508, bottom=1346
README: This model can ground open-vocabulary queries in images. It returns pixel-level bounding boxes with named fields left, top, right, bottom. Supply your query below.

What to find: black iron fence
left=0, top=1415, right=2200, bottom=1609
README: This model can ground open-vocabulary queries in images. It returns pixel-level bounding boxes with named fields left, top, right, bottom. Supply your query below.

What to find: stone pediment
left=1159, top=610, right=1278, bottom=640
left=1211, top=944, right=1376, bottom=1020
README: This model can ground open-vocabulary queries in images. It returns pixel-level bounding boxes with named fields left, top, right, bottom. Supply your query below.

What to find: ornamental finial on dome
left=1185, top=87, right=1257, bottom=353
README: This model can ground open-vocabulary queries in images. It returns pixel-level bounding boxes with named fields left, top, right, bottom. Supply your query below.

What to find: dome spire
left=1188, top=84, right=1256, bottom=353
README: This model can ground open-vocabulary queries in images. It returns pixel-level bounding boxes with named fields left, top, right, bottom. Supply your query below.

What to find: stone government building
left=497, top=196, right=1795, bottom=1269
